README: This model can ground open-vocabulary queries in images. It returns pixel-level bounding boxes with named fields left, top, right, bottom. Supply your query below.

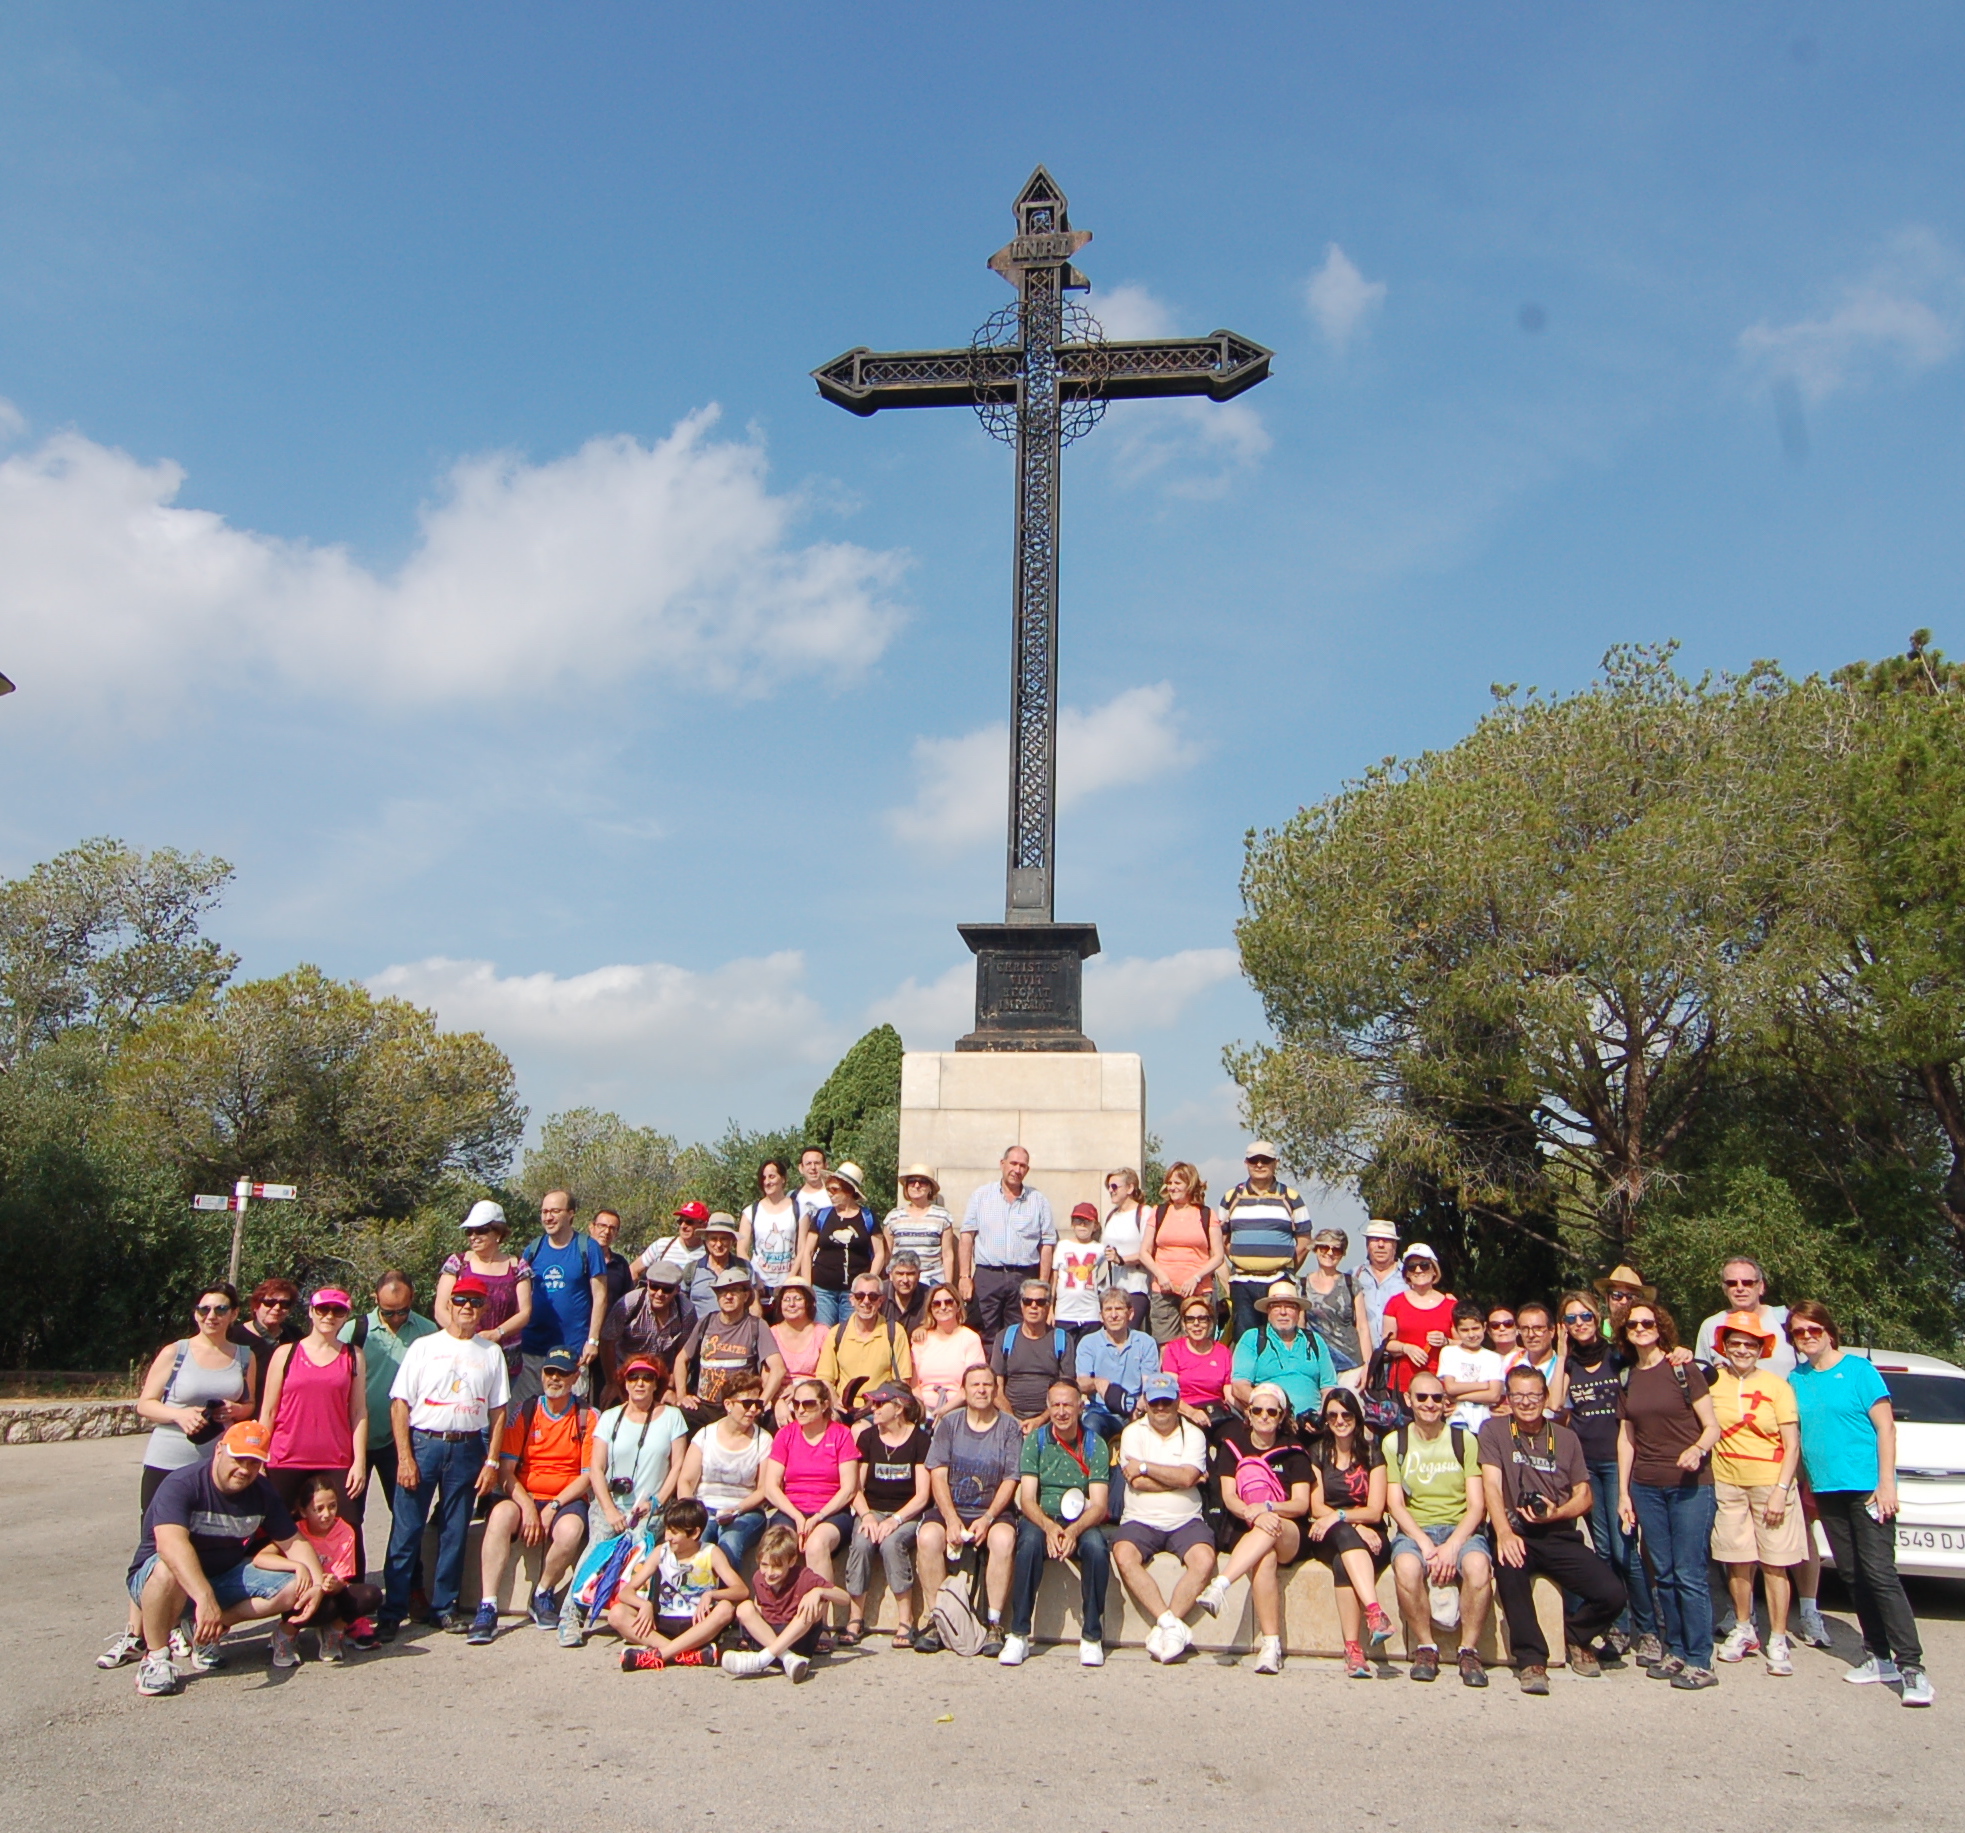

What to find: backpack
left=999, top=1324, right=1070, bottom=1365
left=1359, top=1344, right=1410, bottom=1434
left=1391, top=1422, right=1469, bottom=1477
left=517, top=1394, right=593, bottom=1462
left=928, top=1557, right=989, bottom=1657
left=1229, top=1441, right=1291, bottom=1507
left=347, top=1313, right=370, bottom=1351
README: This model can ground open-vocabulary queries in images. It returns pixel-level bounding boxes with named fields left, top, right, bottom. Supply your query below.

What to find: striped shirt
left=1218, top=1180, right=1310, bottom=1281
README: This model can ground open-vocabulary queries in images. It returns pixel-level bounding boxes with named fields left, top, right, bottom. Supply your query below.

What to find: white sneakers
left=721, top=1649, right=774, bottom=1678
left=998, top=1634, right=1030, bottom=1667
left=1253, top=1636, right=1283, bottom=1675
left=269, top=1625, right=299, bottom=1669
left=135, top=1651, right=180, bottom=1697
left=1763, top=1633, right=1793, bottom=1676
left=779, top=1650, right=812, bottom=1683
left=1716, top=1623, right=1762, bottom=1663
left=1079, top=1638, right=1105, bottom=1667
left=1845, top=1655, right=1903, bottom=1685
left=1196, top=1576, right=1231, bottom=1618
left=1148, top=1615, right=1192, bottom=1663
left=1901, top=1665, right=1936, bottom=1707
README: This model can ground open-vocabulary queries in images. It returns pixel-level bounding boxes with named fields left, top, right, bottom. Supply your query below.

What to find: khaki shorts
left=1712, top=1479, right=1806, bottom=1566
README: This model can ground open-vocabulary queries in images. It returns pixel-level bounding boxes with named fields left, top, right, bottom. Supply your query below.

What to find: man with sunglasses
left=1693, top=1258, right=1795, bottom=1375
left=1384, top=1375, right=1494, bottom=1685
left=817, top=1275, right=915, bottom=1416
left=1217, top=1141, right=1312, bottom=1341
left=990, top=1280, right=1078, bottom=1432
left=380, top=1274, right=510, bottom=1639
left=1477, top=1364, right=1626, bottom=1694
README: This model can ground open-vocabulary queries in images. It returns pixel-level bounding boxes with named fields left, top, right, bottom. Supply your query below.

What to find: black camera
left=186, top=1401, right=229, bottom=1447
left=607, top=1475, right=636, bottom=1499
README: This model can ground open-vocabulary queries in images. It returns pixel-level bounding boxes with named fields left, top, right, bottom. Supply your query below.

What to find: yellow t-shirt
left=1710, top=1367, right=1797, bottom=1488
left=815, top=1318, right=914, bottom=1399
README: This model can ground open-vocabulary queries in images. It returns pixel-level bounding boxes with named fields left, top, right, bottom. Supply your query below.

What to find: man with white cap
left=1356, top=1219, right=1408, bottom=1350
left=1218, top=1141, right=1312, bottom=1340
left=124, top=1420, right=326, bottom=1697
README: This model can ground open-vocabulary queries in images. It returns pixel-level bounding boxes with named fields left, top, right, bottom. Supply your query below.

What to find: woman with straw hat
left=796, top=1163, right=886, bottom=1328
left=884, top=1165, right=956, bottom=1293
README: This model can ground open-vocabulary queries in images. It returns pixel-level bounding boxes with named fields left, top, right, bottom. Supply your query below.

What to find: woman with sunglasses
left=1162, top=1294, right=1235, bottom=1430
left=909, top=1284, right=985, bottom=1422
left=1201, top=1382, right=1313, bottom=1674
left=261, top=1289, right=371, bottom=1539
left=231, top=1278, right=304, bottom=1397
left=1786, top=1301, right=1932, bottom=1704
left=1098, top=1167, right=1153, bottom=1333
left=769, top=1279, right=824, bottom=1426
left=1556, top=1290, right=1656, bottom=1662
left=1301, top=1229, right=1370, bottom=1388
left=436, top=1200, right=533, bottom=1378
left=1615, top=1301, right=1721, bottom=1688
left=764, top=1377, right=863, bottom=1612
left=675, top=1372, right=772, bottom=1573
left=1305, top=1387, right=1395, bottom=1676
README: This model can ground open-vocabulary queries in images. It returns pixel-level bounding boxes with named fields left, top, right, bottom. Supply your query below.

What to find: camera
left=186, top=1401, right=229, bottom=1447
left=607, top=1475, right=636, bottom=1499
left=1518, top=1492, right=1553, bottom=1523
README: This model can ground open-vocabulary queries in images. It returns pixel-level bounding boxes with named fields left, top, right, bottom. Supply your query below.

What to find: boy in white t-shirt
left=1052, top=1203, right=1107, bottom=1341
left=1435, top=1301, right=1506, bottom=1429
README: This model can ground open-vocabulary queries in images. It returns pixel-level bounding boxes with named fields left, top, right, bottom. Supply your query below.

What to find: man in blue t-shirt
left=516, top=1189, right=609, bottom=1405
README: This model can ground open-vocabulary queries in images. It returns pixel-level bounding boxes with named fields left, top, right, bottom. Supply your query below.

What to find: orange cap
left=221, top=1419, right=273, bottom=1461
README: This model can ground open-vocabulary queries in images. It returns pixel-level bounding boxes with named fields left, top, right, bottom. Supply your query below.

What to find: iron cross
left=813, top=167, right=1271, bottom=929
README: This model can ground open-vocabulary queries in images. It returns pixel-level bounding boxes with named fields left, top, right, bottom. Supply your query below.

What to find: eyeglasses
left=193, top=1303, right=234, bottom=1318
left=1247, top=1404, right=1284, bottom=1418
left=1789, top=1325, right=1828, bottom=1341
left=1520, top=1320, right=1551, bottom=1333
left=1507, top=1391, right=1544, bottom=1405
left=1561, top=1311, right=1595, bottom=1324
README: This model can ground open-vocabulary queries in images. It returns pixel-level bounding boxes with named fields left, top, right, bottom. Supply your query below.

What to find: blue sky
left=4, top=3, right=1963, bottom=1200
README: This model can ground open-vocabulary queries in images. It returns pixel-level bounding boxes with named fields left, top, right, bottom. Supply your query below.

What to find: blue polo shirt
left=1075, top=1327, right=1162, bottom=1412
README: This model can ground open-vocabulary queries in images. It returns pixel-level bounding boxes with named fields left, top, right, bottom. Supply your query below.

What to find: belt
left=978, top=1262, right=1040, bottom=1273
left=412, top=1428, right=486, bottom=1442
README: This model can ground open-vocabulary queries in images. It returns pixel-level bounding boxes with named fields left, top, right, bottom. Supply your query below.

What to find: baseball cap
left=1070, top=1200, right=1100, bottom=1225
left=1245, top=1140, right=1280, bottom=1160
left=711, top=1266, right=754, bottom=1290
left=674, top=1201, right=711, bottom=1223
left=643, top=1260, right=684, bottom=1288
left=540, top=1347, right=581, bottom=1374
left=1142, top=1373, right=1182, bottom=1405
left=450, top=1274, right=489, bottom=1301
left=1363, top=1219, right=1401, bottom=1241
left=1402, top=1242, right=1440, bottom=1267
left=460, top=1198, right=508, bottom=1232
left=865, top=1381, right=913, bottom=1409
left=310, top=1287, right=352, bottom=1311
left=222, top=1420, right=272, bottom=1461
left=704, top=1212, right=739, bottom=1237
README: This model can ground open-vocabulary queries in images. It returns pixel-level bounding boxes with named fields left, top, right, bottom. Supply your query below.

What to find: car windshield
left=1879, top=1372, right=1965, bottom=1425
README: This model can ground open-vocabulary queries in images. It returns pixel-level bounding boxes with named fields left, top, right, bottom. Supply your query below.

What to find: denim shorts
left=127, top=1554, right=295, bottom=1608
left=1388, top=1521, right=1491, bottom=1571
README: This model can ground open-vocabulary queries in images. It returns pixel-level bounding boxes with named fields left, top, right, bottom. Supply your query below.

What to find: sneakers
left=1409, top=1646, right=1439, bottom=1682
left=1157, top=1618, right=1193, bottom=1663
left=1632, top=1632, right=1666, bottom=1667
left=998, top=1633, right=1030, bottom=1667
left=722, top=1649, right=773, bottom=1678
left=348, top=1617, right=378, bottom=1650
left=1567, top=1641, right=1603, bottom=1678
left=558, top=1615, right=585, bottom=1649
left=1458, top=1648, right=1488, bottom=1688
left=373, top=1617, right=401, bottom=1643
left=465, top=1603, right=500, bottom=1645
left=1196, top=1576, right=1231, bottom=1618
left=1603, top=1627, right=1632, bottom=1658
left=168, top=1628, right=193, bottom=1663
left=978, top=1626, right=1006, bottom=1660
left=1901, top=1664, right=1936, bottom=1707
left=1343, top=1639, right=1371, bottom=1679
left=1672, top=1665, right=1719, bottom=1690
left=320, top=1628, right=346, bottom=1665
left=670, top=1647, right=718, bottom=1667
left=781, top=1650, right=812, bottom=1683
left=529, top=1588, right=559, bottom=1630
left=1144, top=1622, right=1170, bottom=1662
left=1364, top=1602, right=1395, bottom=1648
left=269, top=1625, right=299, bottom=1669
left=1795, top=1600, right=1832, bottom=1647
left=135, top=1651, right=181, bottom=1697
left=1845, top=1655, right=1903, bottom=1685
left=187, top=1639, right=224, bottom=1673
left=97, top=1630, right=144, bottom=1670
left=1764, top=1633, right=1794, bottom=1677
left=1079, top=1638, right=1105, bottom=1668
left=1647, top=1654, right=1686, bottom=1681
left=1517, top=1663, right=1550, bottom=1695
left=1253, top=1636, right=1283, bottom=1675
left=427, top=1609, right=460, bottom=1633
left=621, top=1647, right=665, bottom=1671
left=1717, top=1622, right=1762, bottom=1663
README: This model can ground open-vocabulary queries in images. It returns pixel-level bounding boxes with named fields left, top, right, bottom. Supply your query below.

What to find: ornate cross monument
left=815, top=167, right=1270, bottom=1051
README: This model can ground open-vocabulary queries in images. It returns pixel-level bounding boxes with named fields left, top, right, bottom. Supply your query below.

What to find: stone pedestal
left=899, top=1049, right=1144, bottom=1221
left=954, top=921, right=1099, bottom=1052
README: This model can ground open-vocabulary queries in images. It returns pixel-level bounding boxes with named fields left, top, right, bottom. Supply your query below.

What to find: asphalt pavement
left=5, top=1437, right=1963, bottom=1833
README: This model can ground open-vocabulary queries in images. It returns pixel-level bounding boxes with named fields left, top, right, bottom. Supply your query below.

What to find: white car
left=1811, top=1348, right=1965, bottom=1580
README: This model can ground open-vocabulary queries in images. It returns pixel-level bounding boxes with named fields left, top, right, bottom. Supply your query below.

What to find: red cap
left=450, top=1274, right=490, bottom=1300
left=1070, top=1201, right=1100, bottom=1225
left=674, top=1201, right=711, bottom=1223
left=222, top=1420, right=273, bottom=1461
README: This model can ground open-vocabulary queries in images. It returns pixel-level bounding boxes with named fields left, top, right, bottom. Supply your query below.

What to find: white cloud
left=0, top=397, right=25, bottom=444
left=0, top=406, right=907, bottom=712
left=1087, top=285, right=1272, bottom=499
left=868, top=946, right=1240, bottom=1052
left=1739, top=228, right=1964, bottom=404
left=1304, top=244, right=1387, bottom=351
left=884, top=682, right=1201, bottom=853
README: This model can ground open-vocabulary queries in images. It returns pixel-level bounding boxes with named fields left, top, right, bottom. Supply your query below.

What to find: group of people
left=103, top=1140, right=1934, bottom=1707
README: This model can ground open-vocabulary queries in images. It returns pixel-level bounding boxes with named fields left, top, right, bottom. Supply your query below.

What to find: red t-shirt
left=751, top=1561, right=827, bottom=1628
left=1380, top=1291, right=1457, bottom=1394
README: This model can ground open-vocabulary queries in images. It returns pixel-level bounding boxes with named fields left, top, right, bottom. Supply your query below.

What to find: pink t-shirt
left=911, top=1326, right=984, bottom=1415
left=772, top=1323, right=824, bottom=1380
left=299, top=1516, right=358, bottom=1581
left=769, top=1420, right=861, bottom=1516
left=266, top=1341, right=357, bottom=1469
left=1162, top=1336, right=1232, bottom=1408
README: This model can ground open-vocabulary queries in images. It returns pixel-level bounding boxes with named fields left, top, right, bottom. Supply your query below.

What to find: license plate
left=1896, top=1527, right=1965, bottom=1553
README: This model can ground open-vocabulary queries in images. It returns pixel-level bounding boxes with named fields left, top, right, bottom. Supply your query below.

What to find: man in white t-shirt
left=1694, top=1258, right=1795, bottom=1376
left=381, top=1275, right=511, bottom=1637
left=794, top=1146, right=831, bottom=1223
left=1109, top=1373, right=1217, bottom=1662
left=1436, top=1301, right=1506, bottom=1429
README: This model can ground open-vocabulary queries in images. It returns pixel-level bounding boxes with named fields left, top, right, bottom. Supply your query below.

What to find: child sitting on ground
left=253, top=1474, right=382, bottom=1665
left=611, top=1497, right=745, bottom=1671
left=722, top=1523, right=850, bottom=1682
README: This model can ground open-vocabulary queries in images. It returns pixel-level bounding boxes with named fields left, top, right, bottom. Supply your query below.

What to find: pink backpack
left=1230, top=1442, right=1290, bottom=1507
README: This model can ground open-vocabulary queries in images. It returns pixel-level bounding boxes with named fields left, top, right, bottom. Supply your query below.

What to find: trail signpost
left=813, top=167, right=1270, bottom=1049
left=194, top=1178, right=299, bottom=1286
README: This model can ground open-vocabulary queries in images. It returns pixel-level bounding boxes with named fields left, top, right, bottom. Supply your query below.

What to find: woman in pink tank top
left=260, top=1287, right=370, bottom=1566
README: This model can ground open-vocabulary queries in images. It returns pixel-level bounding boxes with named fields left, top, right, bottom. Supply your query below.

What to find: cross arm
left=813, top=347, right=1020, bottom=415
left=1065, top=331, right=1272, bottom=403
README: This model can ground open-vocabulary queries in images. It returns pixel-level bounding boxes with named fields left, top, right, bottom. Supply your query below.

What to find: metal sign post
left=193, top=1179, right=299, bottom=1287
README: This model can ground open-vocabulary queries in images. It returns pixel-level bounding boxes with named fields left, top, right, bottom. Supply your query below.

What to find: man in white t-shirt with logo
left=1109, top=1373, right=1216, bottom=1663
left=1436, top=1301, right=1507, bottom=1429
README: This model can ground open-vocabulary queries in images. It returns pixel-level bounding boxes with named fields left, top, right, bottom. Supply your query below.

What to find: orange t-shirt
left=501, top=1399, right=596, bottom=1499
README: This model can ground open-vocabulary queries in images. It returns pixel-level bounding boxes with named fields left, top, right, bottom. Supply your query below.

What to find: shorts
left=515, top=1493, right=590, bottom=1531
left=1389, top=1521, right=1491, bottom=1571
left=127, top=1554, right=295, bottom=1609
left=1112, top=1517, right=1215, bottom=1561
left=769, top=1508, right=853, bottom=1549
left=743, top=1618, right=825, bottom=1657
left=1712, top=1480, right=1807, bottom=1566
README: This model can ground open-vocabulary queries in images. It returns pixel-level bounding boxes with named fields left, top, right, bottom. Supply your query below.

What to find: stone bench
left=0, top=1399, right=142, bottom=1444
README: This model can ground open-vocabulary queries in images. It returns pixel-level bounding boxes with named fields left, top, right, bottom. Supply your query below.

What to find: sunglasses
left=793, top=1397, right=825, bottom=1411
left=1410, top=1391, right=1448, bottom=1404
left=1146, top=1399, right=1178, bottom=1409
left=450, top=1296, right=485, bottom=1308
left=1247, top=1404, right=1284, bottom=1418
left=1722, top=1276, right=1761, bottom=1287
left=1626, top=1317, right=1659, bottom=1331
left=194, top=1303, right=234, bottom=1318
left=730, top=1397, right=765, bottom=1411
left=1487, top=1316, right=1516, bottom=1328
left=1790, top=1325, right=1828, bottom=1341
left=1021, top=1297, right=1048, bottom=1307
left=1561, top=1311, right=1595, bottom=1324
left=853, top=1290, right=883, bottom=1301
left=1313, top=1242, right=1342, bottom=1252
left=624, top=1372, right=658, bottom=1383
left=259, top=1299, right=294, bottom=1310
left=931, top=1298, right=959, bottom=1310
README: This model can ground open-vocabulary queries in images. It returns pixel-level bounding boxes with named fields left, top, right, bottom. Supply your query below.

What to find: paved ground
left=6, top=1438, right=1964, bottom=1833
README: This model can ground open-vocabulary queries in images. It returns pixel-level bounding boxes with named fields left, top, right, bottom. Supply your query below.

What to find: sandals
left=891, top=1623, right=915, bottom=1651
left=837, top=1621, right=866, bottom=1647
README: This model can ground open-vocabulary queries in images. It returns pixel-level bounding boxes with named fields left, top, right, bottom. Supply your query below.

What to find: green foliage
left=801, top=1023, right=903, bottom=1208
left=675, top=1121, right=810, bottom=1224
left=518, top=1108, right=687, bottom=1244
left=0, top=837, right=237, bottom=1069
